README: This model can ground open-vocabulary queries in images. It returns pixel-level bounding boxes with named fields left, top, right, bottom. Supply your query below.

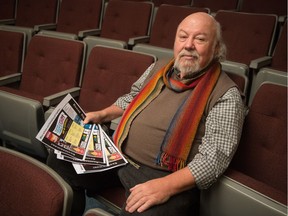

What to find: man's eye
left=196, top=37, right=206, bottom=43
left=179, top=35, right=187, bottom=41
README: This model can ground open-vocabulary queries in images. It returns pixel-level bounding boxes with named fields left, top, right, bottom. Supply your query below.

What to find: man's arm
left=188, top=87, right=245, bottom=189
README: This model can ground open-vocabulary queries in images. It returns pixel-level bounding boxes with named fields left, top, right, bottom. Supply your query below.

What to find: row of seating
left=0, top=30, right=287, bottom=216
left=0, top=0, right=286, bottom=48
left=0, top=1, right=286, bottom=104
left=0, top=33, right=156, bottom=158
left=119, top=0, right=287, bottom=17
left=1, top=0, right=287, bottom=21
left=0, top=3, right=287, bottom=154
left=0, top=1, right=286, bottom=215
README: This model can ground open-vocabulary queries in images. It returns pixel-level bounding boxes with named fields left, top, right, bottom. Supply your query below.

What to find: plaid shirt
left=114, top=63, right=246, bottom=189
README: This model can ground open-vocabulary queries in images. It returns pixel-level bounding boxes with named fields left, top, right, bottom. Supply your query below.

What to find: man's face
left=173, top=13, right=217, bottom=78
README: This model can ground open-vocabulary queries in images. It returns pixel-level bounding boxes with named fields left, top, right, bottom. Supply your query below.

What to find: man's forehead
left=178, top=16, right=216, bottom=35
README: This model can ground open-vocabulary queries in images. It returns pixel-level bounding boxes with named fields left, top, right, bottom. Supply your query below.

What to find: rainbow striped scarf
left=113, top=59, right=221, bottom=171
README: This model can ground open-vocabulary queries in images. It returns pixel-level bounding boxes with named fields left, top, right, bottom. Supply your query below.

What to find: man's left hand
left=125, top=177, right=171, bottom=213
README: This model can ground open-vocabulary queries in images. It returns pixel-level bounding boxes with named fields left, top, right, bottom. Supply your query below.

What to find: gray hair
left=214, top=21, right=227, bottom=62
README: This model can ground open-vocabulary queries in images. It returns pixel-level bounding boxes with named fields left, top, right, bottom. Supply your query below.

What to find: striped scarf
left=113, top=59, right=221, bottom=171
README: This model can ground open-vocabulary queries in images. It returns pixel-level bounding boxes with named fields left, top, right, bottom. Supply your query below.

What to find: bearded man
left=47, top=12, right=245, bottom=216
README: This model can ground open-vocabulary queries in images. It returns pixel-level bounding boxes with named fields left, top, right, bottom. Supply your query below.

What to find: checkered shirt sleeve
left=188, top=87, right=246, bottom=189
left=113, top=63, right=155, bottom=110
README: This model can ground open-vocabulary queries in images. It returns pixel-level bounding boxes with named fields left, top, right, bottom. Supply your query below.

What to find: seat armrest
left=78, top=28, right=101, bottom=39
left=278, top=15, right=287, bottom=23
left=0, top=73, right=22, bottom=86
left=221, top=60, right=249, bottom=75
left=43, top=87, right=81, bottom=107
left=200, top=174, right=287, bottom=216
left=84, top=208, right=114, bottom=216
left=249, top=68, right=287, bottom=106
left=249, top=56, right=272, bottom=69
left=34, top=23, right=57, bottom=32
left=85, top=37, right=128, bottom=49
left=132, top=44, right=173, bottom=61
left=128, top=35, right=150, bottom=46
left=0, top=25, right=35, bottom=44
left=38, top=30, right=78, bottom=40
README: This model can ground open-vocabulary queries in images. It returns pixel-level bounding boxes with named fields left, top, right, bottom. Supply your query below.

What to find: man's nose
left=184, top=38, right=195, bottom=50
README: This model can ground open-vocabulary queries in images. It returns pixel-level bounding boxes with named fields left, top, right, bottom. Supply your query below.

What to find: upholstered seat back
left=149, top=4, right=209, bottom=49
left=79, top=46, right=154, bottom=111
left=0, top=30, right=24, bottom=76
left=19, top=35, right=84, bottom=98
left=0, top=147, right=73, bottom=216
left=230, top=83, right=287, bottom=204
left=79, top=46, right=155, bottom=111
left=15, top=0, right=58, bottom=27
left=56, top=0, right=103, bottom=34
left=240, top=0, right=287, bottom=17
left=100, top=0, right=153, bottom=41
left=215, top=10, right=277, bottom=65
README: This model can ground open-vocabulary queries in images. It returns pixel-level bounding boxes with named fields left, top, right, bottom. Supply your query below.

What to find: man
left=48, top=12, right=245, bottom=216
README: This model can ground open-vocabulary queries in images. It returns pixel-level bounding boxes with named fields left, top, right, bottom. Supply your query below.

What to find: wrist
left=98, top=109, right=108, bottom=123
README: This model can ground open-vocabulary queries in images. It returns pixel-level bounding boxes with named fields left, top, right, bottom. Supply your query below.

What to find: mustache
left=178, top=50, right=199, bottom=59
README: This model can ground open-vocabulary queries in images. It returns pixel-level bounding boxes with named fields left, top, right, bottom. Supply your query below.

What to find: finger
left=126, top=184, right=142, bottom=203
left=126, top=188, right=141, bottom=206
left=136, top=199, right=154, bottom=213
left=126, top=196, right=147, bottom=213
left=129, top=183, right=141, bottom=192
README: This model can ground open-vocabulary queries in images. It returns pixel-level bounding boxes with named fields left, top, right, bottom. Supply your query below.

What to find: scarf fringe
left=156, top=152, right=186, bottom=172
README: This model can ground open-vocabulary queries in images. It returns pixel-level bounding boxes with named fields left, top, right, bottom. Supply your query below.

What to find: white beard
left=174, top=50, right=200, bottom=78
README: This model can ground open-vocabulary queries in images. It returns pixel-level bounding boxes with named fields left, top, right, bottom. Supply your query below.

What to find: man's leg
left=118, top=164, right=200, bottom=216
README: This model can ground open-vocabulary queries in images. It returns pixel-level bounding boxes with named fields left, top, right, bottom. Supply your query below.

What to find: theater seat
left=44, top=43, right=156, bottom=125
left=77, top=45, right=156, bottom=112
left=0, top=146, right=73, bottom=216
left=39, top=0, right=104, bottom=40
left=132, top=4, right=209, bottom=60
left=0, top=0, right=59, bottom=43
left=84, top=0, right=154, bottom=49
left=60, top=45, right=154, bottom=214
left=215, top=10, right=278, bottom=103
left=0, top=34, right=86, bottom=158
left=249, top=21, right=287, bottom=104
left=240, top=0, right=287, bottom=22
left=200, top=81, right=287, bottom=216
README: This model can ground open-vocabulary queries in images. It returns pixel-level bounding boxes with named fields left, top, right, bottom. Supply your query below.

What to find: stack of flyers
left=36, top=94, right=127, bottom=174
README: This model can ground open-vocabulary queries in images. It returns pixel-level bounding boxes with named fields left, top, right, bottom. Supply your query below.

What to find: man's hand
left=125, top=177, right=171, bottom=213
left=83, top=105, right=124, bottom=124
left=83, top=111, right=104, bottom=124
left=125, top=167, right=196, bottom=213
